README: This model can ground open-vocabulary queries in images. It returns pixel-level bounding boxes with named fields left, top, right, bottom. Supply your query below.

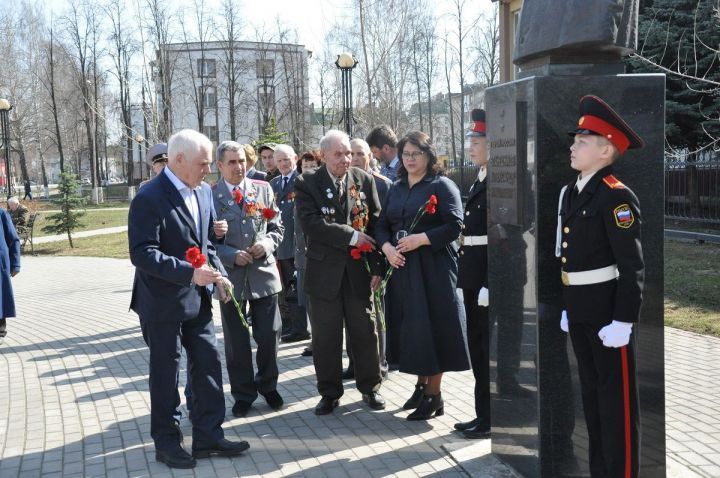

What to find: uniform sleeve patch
left=614, top=204, right=634, bottom=228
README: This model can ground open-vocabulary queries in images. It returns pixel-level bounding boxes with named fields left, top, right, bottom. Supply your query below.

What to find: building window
left=200, top=86, right=217, bottom=108
left=257, top=85, right=276, bottom=110
left=256, top=59, right=275, bottom=79
left=197, top=58, right=216, bottom=77
left=203, top=125, right=218, bottom=140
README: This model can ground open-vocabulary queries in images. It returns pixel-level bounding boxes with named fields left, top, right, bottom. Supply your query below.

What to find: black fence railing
left=665, top=152, right=720, bottom=224
left=446, top=165, right=480, bottom=199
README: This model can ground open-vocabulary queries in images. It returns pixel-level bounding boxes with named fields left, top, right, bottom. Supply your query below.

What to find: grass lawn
left=34, top=209, right=129, bottom=236
left=32, top=232, right=129, bottom=259
left=664, top=239, right=720, bottom=337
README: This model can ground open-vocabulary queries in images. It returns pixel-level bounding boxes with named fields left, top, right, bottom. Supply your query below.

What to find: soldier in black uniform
left=558, top=95, right=644, bottom=478
left=454, top=109, right=491, bottom=439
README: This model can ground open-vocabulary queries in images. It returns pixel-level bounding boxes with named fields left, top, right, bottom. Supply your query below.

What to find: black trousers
left=463, top=288, right=490, bottom=424
left=0, top=318, right=6, bottom=338
left=278, top=258, right=308, bottom=335
left=345, top=295, right=387, bottom=375
left=220, top=294, right=281, bottom=404
left=569, top=323, right=639, bottom=478
left=140, top=298, right=225, bottom=450
left=308, top=271, right=382, bottom=398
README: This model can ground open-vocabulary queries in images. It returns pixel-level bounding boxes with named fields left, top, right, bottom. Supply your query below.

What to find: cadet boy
left=558, top=95, right=645, bottom=478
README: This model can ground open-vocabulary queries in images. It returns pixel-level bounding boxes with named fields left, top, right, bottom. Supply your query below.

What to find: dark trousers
left=278, top=258, right=308, bottom=335
left=463, top=289, right=490, bottom=423
left=345, top=298, right=387, bottom=375
left=569, top=323, right=639, bottom=478
left=308, top=272, right=382, bottom=398
left=220, top=293, right=281, bottom=404
left=0, top=318, right=6, bottom=338
left=140, top=299, right=225, bottom=450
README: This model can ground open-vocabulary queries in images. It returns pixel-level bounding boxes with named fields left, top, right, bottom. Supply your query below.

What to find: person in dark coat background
left=454, top=109, right=492, bottom=439
left=376, top=131, right=469, bottom=421
left=0, top=208, right=21, bottom=345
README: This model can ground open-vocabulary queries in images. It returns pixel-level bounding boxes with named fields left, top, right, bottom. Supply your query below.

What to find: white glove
left=477, top=287, right=489, bottom=307
left=560, top=310, right=568, bottom=333
left=598, top=321, right=633, bottom=348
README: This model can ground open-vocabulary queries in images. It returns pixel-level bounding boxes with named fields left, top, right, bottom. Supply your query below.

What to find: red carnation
left=232, top=188, right=244, bottom=204
left=358, top=242, right=372, bottom=253
left=424, top=194, right=438, bottom=214
left=185, top=246, right=207, bottom=269
left=262, top=207, right=276, bottom=220
left=429, top=194, right=438, bottom=205
left=350, top=248, right=363, bottom=260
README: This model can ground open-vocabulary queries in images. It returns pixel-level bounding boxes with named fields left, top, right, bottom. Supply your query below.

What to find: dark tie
left=336, top=179, right=345, bottom=211
left=282, top=177, right=289, bottom=190
left=569, top=185, right=579, bottom=206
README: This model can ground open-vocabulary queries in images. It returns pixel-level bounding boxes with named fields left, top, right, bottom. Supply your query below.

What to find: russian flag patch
left=614, top=204, right=635, bottom=228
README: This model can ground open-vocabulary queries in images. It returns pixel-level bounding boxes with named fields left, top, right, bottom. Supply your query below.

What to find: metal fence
left=665, top=151, right=720, bottom=224
left=446, top=165, right=480, bottom=199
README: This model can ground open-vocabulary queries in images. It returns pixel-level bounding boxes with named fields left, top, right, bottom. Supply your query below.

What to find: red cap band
left=577, top=115, right=630, bottom=154
left=472, top=121, right=486, bottom=134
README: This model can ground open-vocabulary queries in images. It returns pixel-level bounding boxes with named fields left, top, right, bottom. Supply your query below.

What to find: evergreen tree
left=42, top=171, right=86, bottom=248
left=254, top=117, right=289, bottom=147
left=627, top=0, right=720, bottom=155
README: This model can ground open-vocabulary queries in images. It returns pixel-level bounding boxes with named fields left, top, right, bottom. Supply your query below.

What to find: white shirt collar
left=164, top=166, right=198, bottom=193
left=478, top=166, right=487, bottom=183
left=575, top=170, right=599, bottom=193
left=224, top=178, right=247, bottom=192
left=389, top=156, right=400, bottom=168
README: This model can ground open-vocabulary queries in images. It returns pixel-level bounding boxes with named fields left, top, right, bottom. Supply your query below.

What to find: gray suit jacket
left=270, top=170, right=299, bottom=260
left=212, top=178, right=284, bottom=300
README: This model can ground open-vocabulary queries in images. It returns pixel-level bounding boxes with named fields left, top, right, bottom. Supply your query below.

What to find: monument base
left=485, top=73, right=666, bottom=478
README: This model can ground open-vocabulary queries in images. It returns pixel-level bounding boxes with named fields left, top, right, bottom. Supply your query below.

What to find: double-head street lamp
left=335, top=52, right=358, bottom=137
left=0, top=98, right=13, bottom=198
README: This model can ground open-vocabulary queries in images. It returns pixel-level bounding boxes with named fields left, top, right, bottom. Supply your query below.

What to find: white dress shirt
left=165, top=166, right=201, bottom=235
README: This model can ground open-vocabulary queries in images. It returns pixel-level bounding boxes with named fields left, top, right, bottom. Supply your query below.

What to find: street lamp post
left=135, top=134, right=144, bottom=182
left=335, top=53, right=358, bottom=137
left=0, top=99, right=13, bottom=198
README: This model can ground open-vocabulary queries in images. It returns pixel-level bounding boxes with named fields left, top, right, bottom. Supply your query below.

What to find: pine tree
left=627, top=0, right=720, bottom=155
left=42, top=172, right=86, bottom=248
left=254, top=117, right=289, bottom=147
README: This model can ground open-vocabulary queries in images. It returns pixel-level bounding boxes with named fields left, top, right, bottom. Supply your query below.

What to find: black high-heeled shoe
left=403, top=384, right=426, bottom=410
left=407, top=393, right=444, bottom=421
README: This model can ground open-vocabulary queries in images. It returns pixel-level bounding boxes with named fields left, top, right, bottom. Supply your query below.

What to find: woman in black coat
left=376, top=131, right=469, bottom=420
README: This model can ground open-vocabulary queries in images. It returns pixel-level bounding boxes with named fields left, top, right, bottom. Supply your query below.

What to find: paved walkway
left=0, top=257, right=717, bottom=477
left=33, top=227, right=128, bottom=244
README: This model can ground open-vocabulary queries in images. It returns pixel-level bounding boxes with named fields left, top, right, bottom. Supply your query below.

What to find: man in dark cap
left=454, top=108, right=491, bottom=439
left=139, top=143, right=169, bottom=189
left=258, top=144, right=280, bottom=182
left=558, top=95, right=644, bottom=478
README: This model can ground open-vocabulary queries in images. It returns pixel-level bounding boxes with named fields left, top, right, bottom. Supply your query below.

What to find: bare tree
left=144, top=0, right=175, bottom=141
left=442, top=32, right=458, bottom=165
left=44, top=23, right=66, bottom=173
left=470, top=6, right=500, bottom=88
left=215, top=0, right=249, bottom=140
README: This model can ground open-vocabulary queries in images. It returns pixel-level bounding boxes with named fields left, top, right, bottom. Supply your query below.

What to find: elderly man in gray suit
left=212, top=141, right=285, bottom=418
left=270, top=145, right=310, bottom=343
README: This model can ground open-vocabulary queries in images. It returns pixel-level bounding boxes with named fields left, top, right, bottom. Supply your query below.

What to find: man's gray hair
left=167, top=129, right=212, bottom=163
left=350, top=138, right=371, bottom=155
left=216, top=140, right=245, bottom=162
left=320, top=129, right=349, bottom=152
left=7, top=196, right=19, bottom=206
left=273, top=144, right=296, bottom=158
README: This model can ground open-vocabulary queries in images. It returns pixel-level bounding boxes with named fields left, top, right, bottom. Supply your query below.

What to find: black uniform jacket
left=457, top=177, right=487, bottom=290
left=294, top=165, right=383, bottom=301
left=560, top=165, right=644, bottom=326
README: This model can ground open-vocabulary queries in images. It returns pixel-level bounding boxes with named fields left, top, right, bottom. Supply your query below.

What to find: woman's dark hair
left=396, top=131, right=445, bottom=179
left=297, top=150, right=322, bottom=173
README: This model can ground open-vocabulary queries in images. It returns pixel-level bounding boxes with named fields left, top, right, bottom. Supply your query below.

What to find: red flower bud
left=429, top=194, right=438, bottom=205
left=232, top=188, right=244, bottom=204
left=350, top=248, right=362, bottom=260
left=262, top=208, right=276, bottom=220
left=359, top=242, right=372, bottom=253
left=185, top=246, right=207, bottom=269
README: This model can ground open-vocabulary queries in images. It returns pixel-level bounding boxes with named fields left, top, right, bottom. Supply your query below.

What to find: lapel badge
left=359, top=191, right=366, bottom=200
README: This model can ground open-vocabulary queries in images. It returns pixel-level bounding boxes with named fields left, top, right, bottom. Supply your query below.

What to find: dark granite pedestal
left=485, top=74, right=666, bottom=478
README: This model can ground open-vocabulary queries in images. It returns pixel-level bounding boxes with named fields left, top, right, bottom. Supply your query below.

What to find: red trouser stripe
left=621, top=346, right=632, bottom=478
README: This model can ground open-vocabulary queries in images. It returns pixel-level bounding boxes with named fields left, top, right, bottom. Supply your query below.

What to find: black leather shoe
left=314, top=396, right=339, bottom=415
left=403, top=384, right=426, bottom=410
left=498, top=381, right=533, bottom=398
left=454, top=417, right=480, bottom=431
left=261, top=390, right=284, bottom=410
left=232, top=401, right=252, bottom=418
left=156, top=445, right=196, bottom=469
left=463, top=423, right=491, bottom=439
left=281, top=332, right=311, bottom=343
left=192, top=438, right=250, bottom=458
left=341, top=367, right=355, bottom=380
left=362, top=392, right=386, bottom=410
left=407, top=393, right=444, bottom=421
left=300, top=347, right=313, bottom=357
